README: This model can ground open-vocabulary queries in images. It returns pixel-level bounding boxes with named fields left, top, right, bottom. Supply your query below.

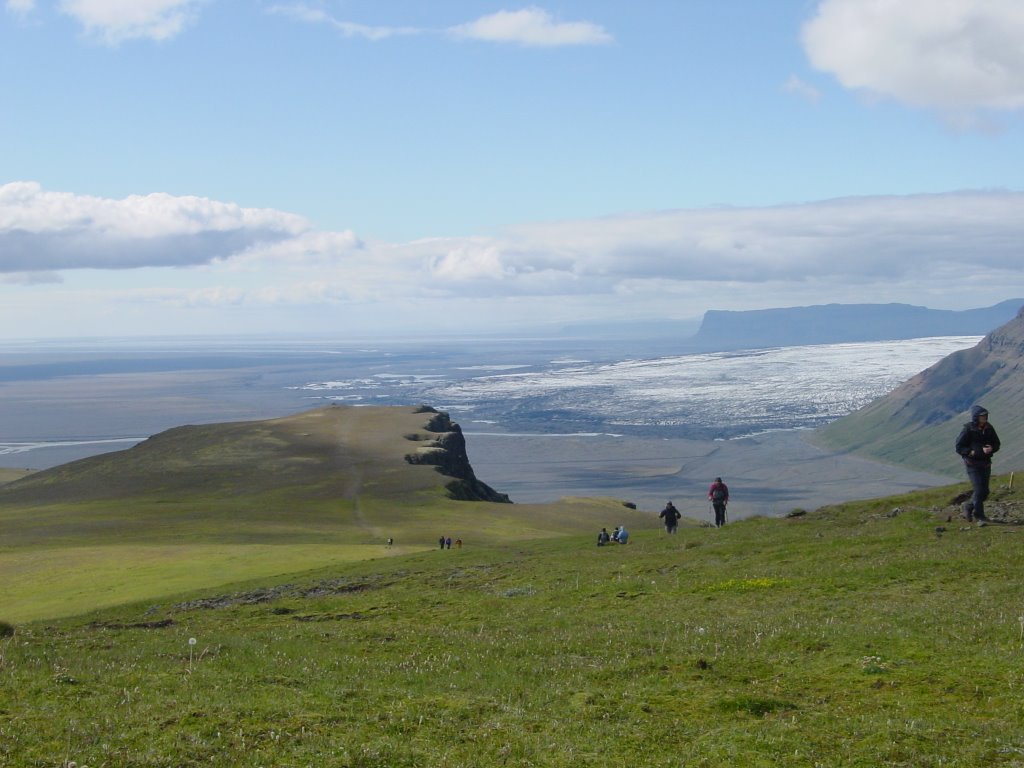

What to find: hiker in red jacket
left=708, top=477, right=729, bottom=528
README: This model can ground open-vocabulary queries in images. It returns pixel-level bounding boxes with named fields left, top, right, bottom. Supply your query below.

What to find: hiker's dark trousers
left=966, top=463, right=991, bottom=519
left=713, top=502, right=727, bottom=527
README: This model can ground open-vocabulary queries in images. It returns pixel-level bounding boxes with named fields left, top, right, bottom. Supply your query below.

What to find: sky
left=2, top=0, right=1024, bottom=339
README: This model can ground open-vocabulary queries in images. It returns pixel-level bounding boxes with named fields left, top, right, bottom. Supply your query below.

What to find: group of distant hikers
left=393, top=405, right=1001, bottom=554
left=596, top=525, right=630, bottom=545
left=659, top=477, right=730, bottom=533
left=599, top=477, right=732, bottom=544
left=595, top=402, right=1002, bottom=544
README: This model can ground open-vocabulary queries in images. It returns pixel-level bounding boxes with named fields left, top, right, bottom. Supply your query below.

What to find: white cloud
left=450, top=7, right=613, bottom=47
left=0, top=182, right=310, bottom=273
left=273, top=5, right=612, bottom=48
left=783, top=74, right=821, bottom=103
left=269, top=4, right=421, bottom=41
left=6, top=0, right=35, bottom=14
left=6, top=184, right=1024, bottom=332
left=803, top=0, right=1024, bottom=112
left=59, top=0, right=205, bottom=44
left=396, top=192, right=1024, bottom=303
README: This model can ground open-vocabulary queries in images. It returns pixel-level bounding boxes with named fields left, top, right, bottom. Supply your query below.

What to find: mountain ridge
left=815, top=306, right=1024, bottom=475
left=689, top=299, right=1023, bottom=350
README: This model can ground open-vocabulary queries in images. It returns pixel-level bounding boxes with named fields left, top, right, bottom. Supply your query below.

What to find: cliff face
left=817, top=307, right=1024, bottom=475
left=404, top=407, right=512, bottom=503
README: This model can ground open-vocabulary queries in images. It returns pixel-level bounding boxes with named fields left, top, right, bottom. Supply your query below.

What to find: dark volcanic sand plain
left=464, top=431, right=956, bottom=520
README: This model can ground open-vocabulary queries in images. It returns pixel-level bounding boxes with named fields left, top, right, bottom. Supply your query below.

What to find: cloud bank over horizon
left=4, top=181, right=1023, bottom=332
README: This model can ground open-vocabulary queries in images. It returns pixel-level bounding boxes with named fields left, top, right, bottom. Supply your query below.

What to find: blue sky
left=2, top=0, right=1024, bottom=338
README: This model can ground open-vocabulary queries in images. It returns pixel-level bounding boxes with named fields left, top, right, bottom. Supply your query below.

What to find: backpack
left=712, top=486, right=726, bottom=502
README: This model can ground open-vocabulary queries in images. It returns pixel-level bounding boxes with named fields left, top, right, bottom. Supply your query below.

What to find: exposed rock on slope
left=816, top=306, right=1024, bottom=475
left=404, top=407, right=511, bottom=502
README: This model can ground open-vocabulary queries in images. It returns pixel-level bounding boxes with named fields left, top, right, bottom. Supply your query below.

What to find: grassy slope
left=0, top=468, right=32, bottom=485
left=5, top=477, right=1024, bottom=767
left=814, top=387, right=1021, bottom=479
left=816, top=314, right=1024, bottom=476
left=0, top=406, right=656, bottom=622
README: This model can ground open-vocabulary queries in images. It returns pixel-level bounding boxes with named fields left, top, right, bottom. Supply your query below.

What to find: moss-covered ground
left=4, top=477, right=1024, bottom=766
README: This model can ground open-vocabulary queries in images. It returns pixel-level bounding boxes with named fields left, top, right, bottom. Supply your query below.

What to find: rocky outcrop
left=405, top=407, right=512, bottom=503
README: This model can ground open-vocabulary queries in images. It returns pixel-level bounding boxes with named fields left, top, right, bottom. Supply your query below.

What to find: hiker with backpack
left=659, top=500, right=681, bottom=534
left=708, top=477, right=729, bottom=528
left=955, top=405, right=1001, bottom=525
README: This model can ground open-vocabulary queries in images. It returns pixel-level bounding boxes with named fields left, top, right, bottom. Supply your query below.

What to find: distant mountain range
left=688, top=299, right=1024, bottom=350
left=815, top=305, right=1024, bottom=476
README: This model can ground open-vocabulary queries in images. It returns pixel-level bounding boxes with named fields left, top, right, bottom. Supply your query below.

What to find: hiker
left=439, top=536, right=446, bottom=550
left=611, top=526, right=621, bottom=543
left=708, top=477, right=729, bottom=527
left=445, top=536, right=453, bottom=550
left=659, top=501, right=681, bottom=534
left=386, top=537, right=394, bottom=548
left=455, top=538, right=462, bottom=549
left=617, top=525, right=629, bottom=544
left=597, top=528, right=611, bottom=546
left=955, top=405, right=1001, bottom=525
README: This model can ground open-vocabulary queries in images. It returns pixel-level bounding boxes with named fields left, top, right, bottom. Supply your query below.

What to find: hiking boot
left=961, top=502, right=974, bottom=522
left=976, top=518, right=988, bottom=527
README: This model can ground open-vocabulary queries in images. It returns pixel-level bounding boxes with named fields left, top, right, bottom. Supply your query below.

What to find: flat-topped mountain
left=0, top=404, right=509, bottom=505
left=690, top=299, right=1023, bottom=351
left=816, top=306, right=1024, bottom=475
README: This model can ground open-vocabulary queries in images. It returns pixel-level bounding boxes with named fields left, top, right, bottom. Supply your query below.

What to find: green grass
left=0, top=405, right=658, bottom=624
left=0, top=468, right=32, bottom=485
left=5, top=478, right=1024, bottom=766
left=0, top=491, right=654, bottom=623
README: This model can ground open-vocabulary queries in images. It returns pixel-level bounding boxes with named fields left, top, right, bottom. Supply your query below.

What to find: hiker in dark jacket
left=659, top=501, right=681, bottom=534
left=708, top=477, right=729, bottom=528
left=955, top=405, right=1001, bottom=524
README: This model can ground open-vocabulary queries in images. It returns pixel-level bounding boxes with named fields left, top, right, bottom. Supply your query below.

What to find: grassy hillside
left=0, top=406, right=656, bottom=622
left=817, top=309, right=1024, bottom=476
left=4, top=475, right=1024, bottom=766
left=0, top=468, right=32, bottom=485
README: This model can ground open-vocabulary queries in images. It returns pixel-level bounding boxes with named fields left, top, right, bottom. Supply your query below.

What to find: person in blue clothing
left=617, top=525, right=629, bottom=544
left=955, top=405, right=1001, bottom=525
